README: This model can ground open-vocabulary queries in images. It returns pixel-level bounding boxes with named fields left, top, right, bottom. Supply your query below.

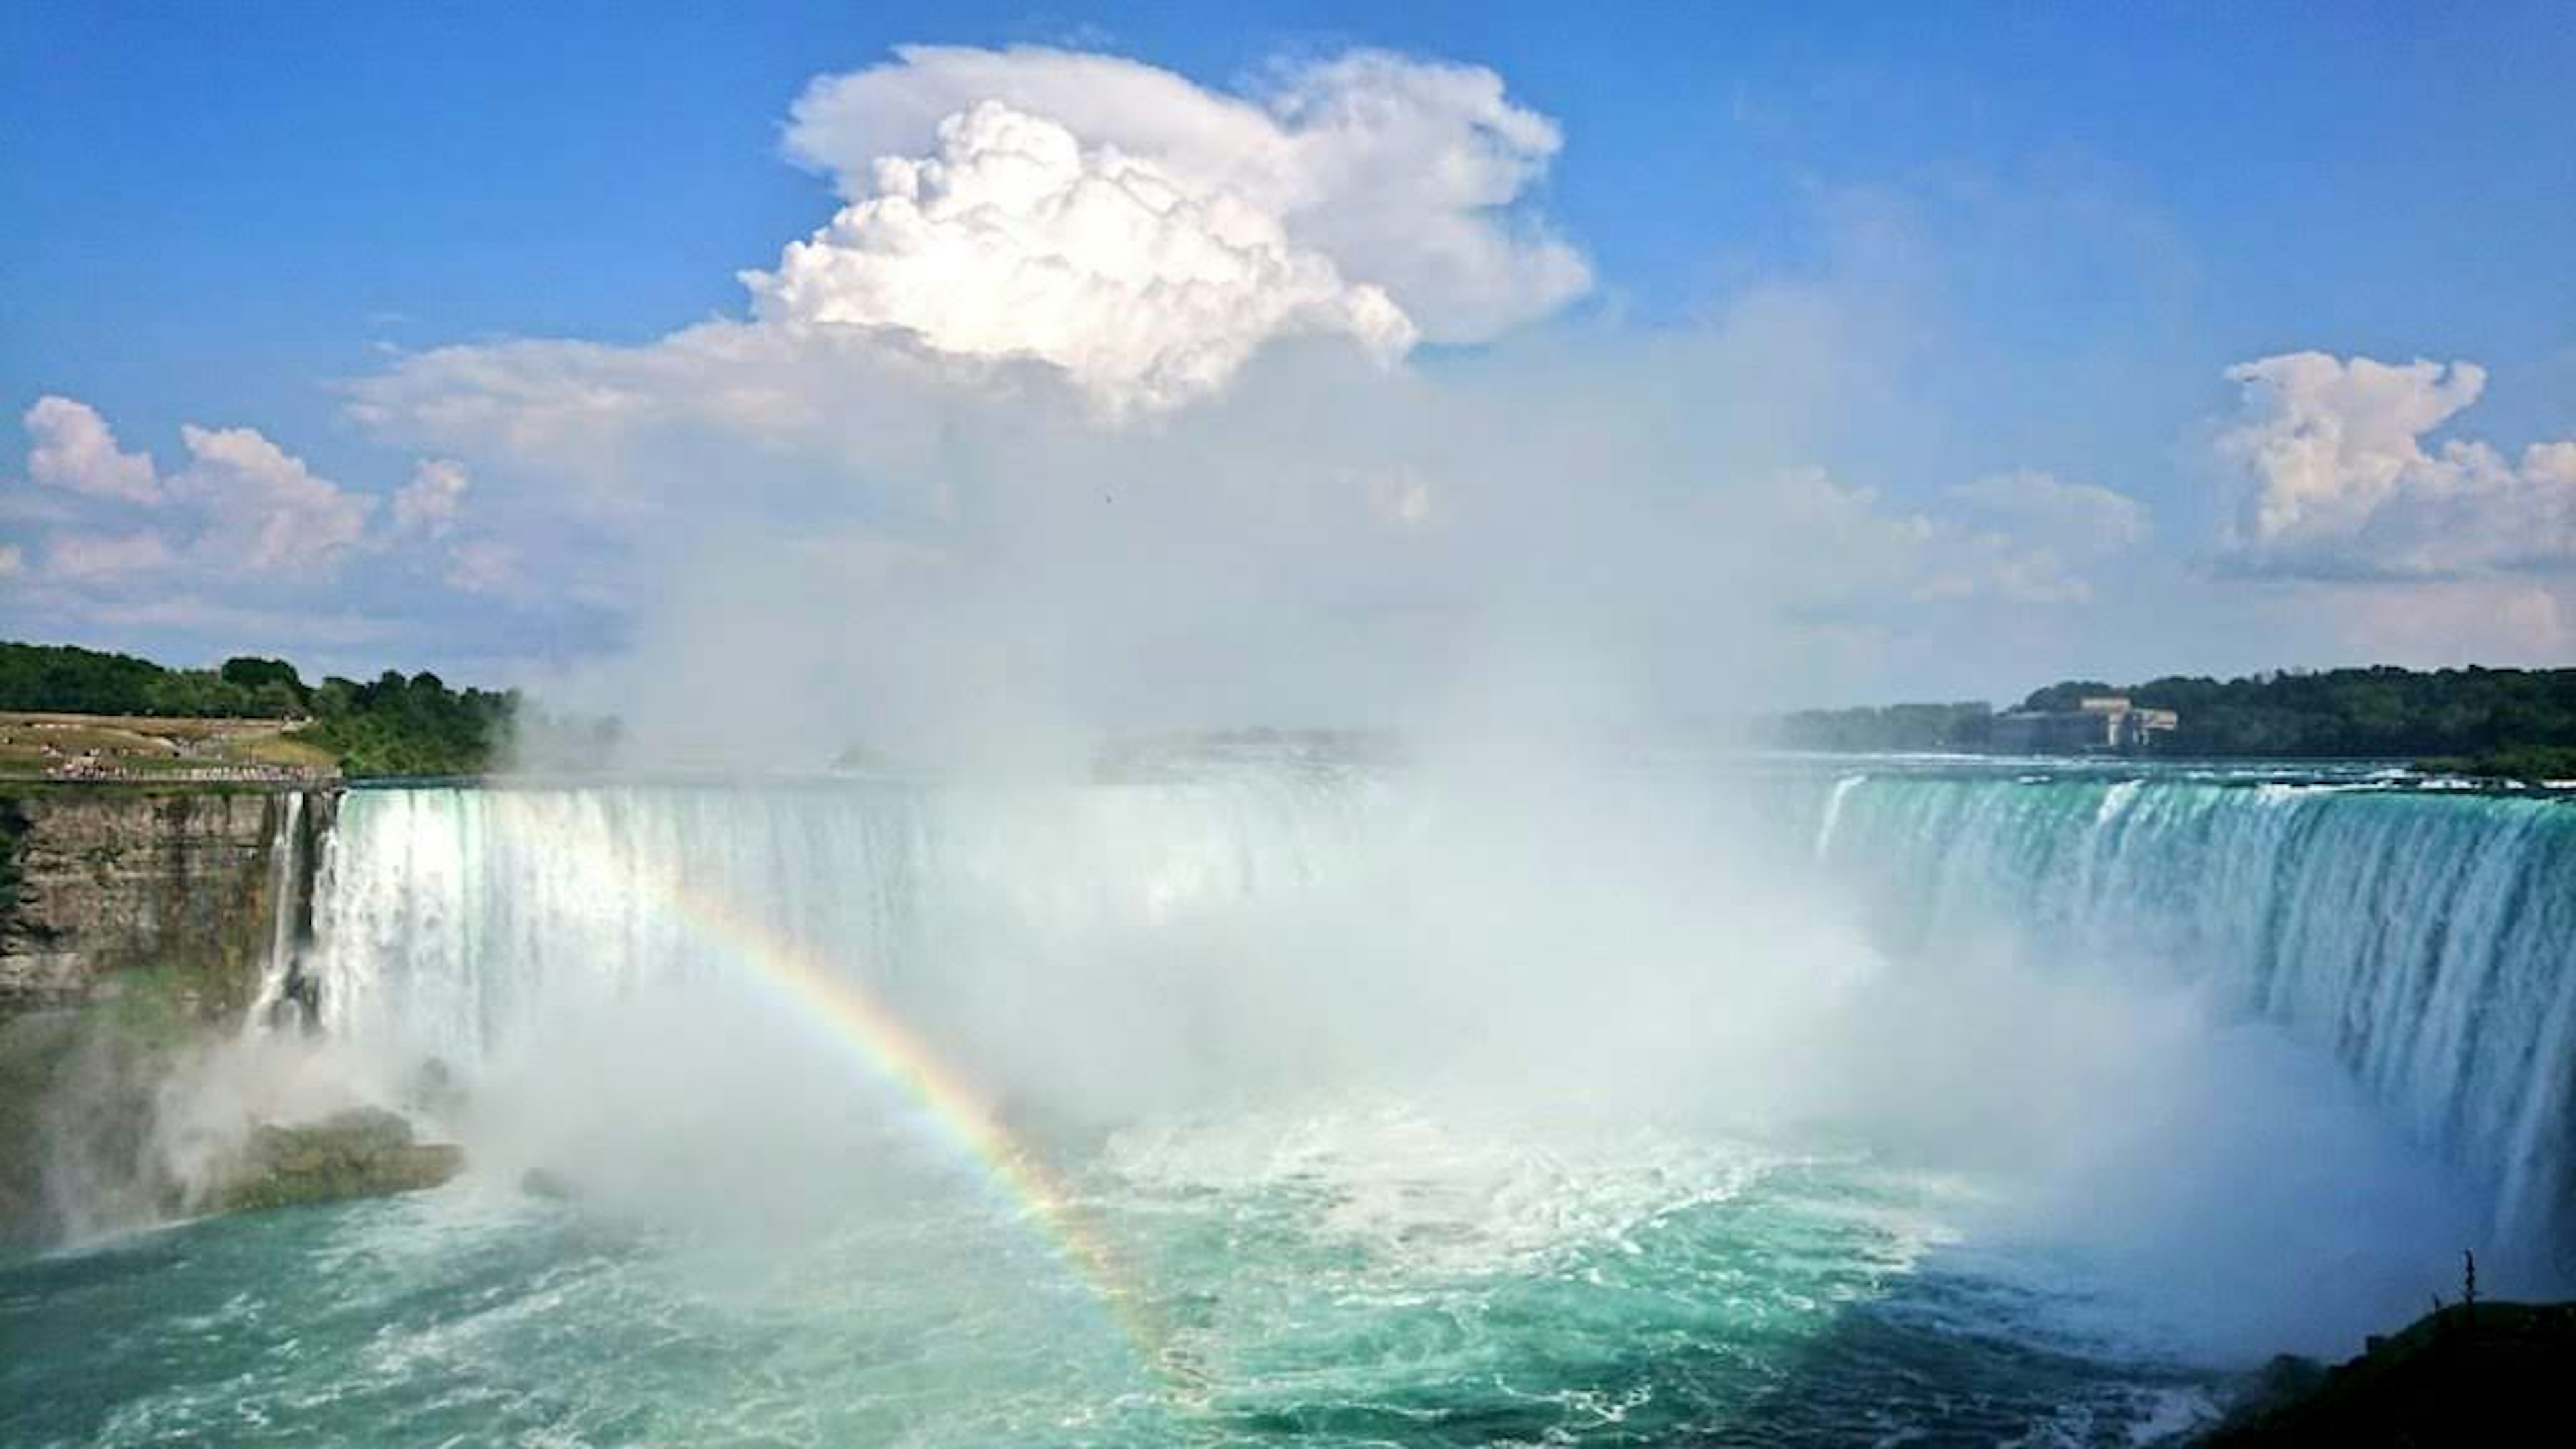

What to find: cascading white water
left=239, top=790, right=307, bottom=1035
left=301, top=773, right=1399, bottom=1112
left=292, top=761, right=2575, bottom=1280
left=1805, top=765, right=2576, bottom=1267
left=1813, top=772, right=1866, bottom=859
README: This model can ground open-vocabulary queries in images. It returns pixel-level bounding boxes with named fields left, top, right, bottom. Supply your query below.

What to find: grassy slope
left=0, top=711, right=337, bottom=778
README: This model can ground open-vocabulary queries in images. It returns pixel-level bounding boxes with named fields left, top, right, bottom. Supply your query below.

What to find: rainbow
left=525, top=809, right=1175, bottom=1384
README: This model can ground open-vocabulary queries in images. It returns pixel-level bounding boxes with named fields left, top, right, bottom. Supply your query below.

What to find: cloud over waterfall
left=17, top=42, right=2246, bottom=722
left=747, top=99, right=1415, bottom=413
left=782, top=45, right=1591, bottom=347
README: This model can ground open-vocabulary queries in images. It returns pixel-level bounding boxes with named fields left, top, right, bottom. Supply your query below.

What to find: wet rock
left=518, top=1166, right=577, bottom=1201
left=205, top=1106, right=462, bottom=1214
left=407, top=1056, right=466, bottom=1119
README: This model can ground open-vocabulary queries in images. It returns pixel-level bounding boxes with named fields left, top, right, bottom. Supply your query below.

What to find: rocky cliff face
left=0, top=786, right=422, bottom=1250
left=0, top=787, right=327, bottom=1019
left=1, top=786, right=332, bottom=1246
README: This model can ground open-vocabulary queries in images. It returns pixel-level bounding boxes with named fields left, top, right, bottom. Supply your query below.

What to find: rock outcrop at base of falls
left=205, top=1107, right=463, bottom=1215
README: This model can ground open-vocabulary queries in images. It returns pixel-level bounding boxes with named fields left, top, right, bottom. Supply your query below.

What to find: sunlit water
left=6, top=755, right=2568, bottom=1446
left=1, top=1111, right=2224, bottom=1446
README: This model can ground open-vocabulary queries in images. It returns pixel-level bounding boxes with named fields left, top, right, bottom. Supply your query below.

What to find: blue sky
left=3, top=2, right=2572, bottom=730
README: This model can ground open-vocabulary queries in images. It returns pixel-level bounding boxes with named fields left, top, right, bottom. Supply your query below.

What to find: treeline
left=0, top=641, right=519, bottom=777
left=0, top=641, right=309, bottom=718
left=1769, top=665, right=2576, bottom=767
left=2030, top=667, right=2576, bottom=759
left=301, top=672, right=518, bottom=777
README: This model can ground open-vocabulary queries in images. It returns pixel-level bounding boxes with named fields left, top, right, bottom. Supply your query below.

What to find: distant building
left=1990, top=695, right=2178, bottom=754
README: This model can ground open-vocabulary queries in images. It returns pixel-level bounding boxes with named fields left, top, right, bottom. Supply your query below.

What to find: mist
left=453, top=317, right=1872, bottom=773
left=336, top=278, right=2507, bottom=1368
left=260, top=759, right=2514, bottom=1371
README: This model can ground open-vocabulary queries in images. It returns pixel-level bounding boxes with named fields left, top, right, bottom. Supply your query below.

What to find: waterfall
left=241, top=789, right=313, bottom=1034
left=294, top=765, right=2576, bottom=1270
left=300, top=774, right=1385, bottom=1073
left=1814, top=773, right=1866, bottom=860
left=1803, top=768, right=2576, bottom=1262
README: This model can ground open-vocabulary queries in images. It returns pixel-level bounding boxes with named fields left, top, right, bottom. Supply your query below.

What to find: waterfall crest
left=301, top=775, right=1383, bottom=1080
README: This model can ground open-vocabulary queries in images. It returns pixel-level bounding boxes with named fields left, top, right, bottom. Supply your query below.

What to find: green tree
left=219, top=656, right=309, bottom=709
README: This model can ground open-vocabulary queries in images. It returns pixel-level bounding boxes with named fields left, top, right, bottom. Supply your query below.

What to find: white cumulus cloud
left=15, top=399, right=444, bottom=586
left=782, top=44, right=1589, bottom=347
left=356, top=44, right=1594, bottom=468
left=23, top=396, right=162, bottom=504
left=746, top=99, right=1415, bottom=414
left=172, top=423, right=375, bottom=574
left=2217, top=352, right=2576, bottom=579
left=6, top=397, right=516, bottom=661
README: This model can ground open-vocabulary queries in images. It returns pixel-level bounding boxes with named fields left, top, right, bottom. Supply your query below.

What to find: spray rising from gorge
left=285, top=761, right=2568, bottom=1318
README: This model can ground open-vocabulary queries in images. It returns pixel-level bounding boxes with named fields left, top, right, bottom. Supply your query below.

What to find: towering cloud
left=2217, top=353, right=2576, bottom=579
left=356, top=45, right=1587, bottom=437
left=782, top=46, right=1590, bottom=347
left=747, top=100, right=1415, bottom=414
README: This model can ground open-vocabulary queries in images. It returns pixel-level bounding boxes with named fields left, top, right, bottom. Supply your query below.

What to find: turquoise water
left=6, top=757, right=2563, bottom=1445
left=1, top=1112, right=2220, bottom=1446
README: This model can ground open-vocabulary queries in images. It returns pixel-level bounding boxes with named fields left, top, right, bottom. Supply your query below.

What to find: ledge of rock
left=206, top=1106, right=463, bottom=1215
left=2203, top=1301, right=2576, bottom=1445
